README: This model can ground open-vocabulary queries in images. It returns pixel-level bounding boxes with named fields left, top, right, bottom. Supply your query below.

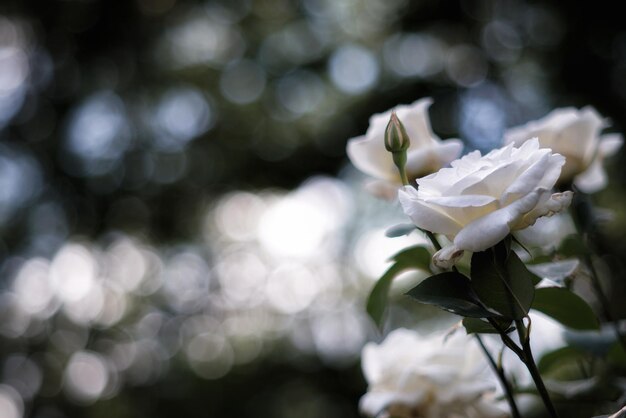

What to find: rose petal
left=516, top=191, right=573, bottom=229
left=422, top=195, right=498, bottom=226
left=574, top=160, right=606, bottom=193
left=500, top=150, right=563, bottom=206
left=399, top=98, right=440, bottom=148
left=398, top=187, right=462, bottom=235
left=432, top=139, right=464, bottom=166
left=513, top=213, right=575, bottom=249
left=551, top=107, right=603, bottom=164
left=452, top=160, right=520, bottom=197
left=347, top=134, right=398, bottom=181
left=363, top=179, right=399, bottom=201
left=454, top=188, right=545, bottom=252
left=599, top=133, right=623, bottom=157
left=406, top=140, right=464, bottom=179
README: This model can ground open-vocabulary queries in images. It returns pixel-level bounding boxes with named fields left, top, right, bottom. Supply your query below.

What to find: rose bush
left=399, top=139, right=572, bottom=267
left=347, top=98, right=463, bottom=184
left=504, top=107, right=623, bottom=193
left=360, top=328, right=506, bottom=418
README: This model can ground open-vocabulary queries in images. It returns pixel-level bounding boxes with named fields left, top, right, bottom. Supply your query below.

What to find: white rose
left=347, top=98, right=463, bottom=184
left=360, top=328, right=507, bottom=418
left=504, top=107, right=623, bottom=193
left=513, top=212, right=575, bottom=253
left=399, top=139, right=573, bottom=268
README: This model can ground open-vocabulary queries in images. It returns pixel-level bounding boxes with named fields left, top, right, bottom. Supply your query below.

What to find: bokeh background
left=2, top=0, right=626, bottom=417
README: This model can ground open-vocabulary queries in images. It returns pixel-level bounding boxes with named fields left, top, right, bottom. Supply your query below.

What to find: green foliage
left=532, top=287, right=600, bottom=330
left=538, top=346, right=588, bottom=374
left=391, top=245, right=432, bottom=268
left=366, top=246, right=432, bottom=327
left=607, top=341, right=626, bottom=368
left=406, top=272, right=496, bottom=318
left=462, top=317, right=514, bottom=334
left=470, top=241, right=535, bottom=320
left=558, top=235, right=589, bottom=257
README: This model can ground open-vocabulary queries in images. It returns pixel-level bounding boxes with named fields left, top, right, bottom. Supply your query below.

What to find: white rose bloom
left=504, top=107, right=623, bottom=193
left=360, top=328, right=507, bottom=418
left=514, top=212, right=575, bottom=253
left=347, top=98, right=464, bottom=184
left=399, top=139, right=572, bottom=268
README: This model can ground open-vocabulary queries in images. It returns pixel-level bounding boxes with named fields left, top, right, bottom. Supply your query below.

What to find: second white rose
left=360, top=328, right=507, bottom=418
left=504, top=106, right=623, bottom=193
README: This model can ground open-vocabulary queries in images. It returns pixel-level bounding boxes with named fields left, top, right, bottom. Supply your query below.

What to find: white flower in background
left=360, top=328, right=507, bottom=418
left=347, top=98, right=463, bottom=185
left=399, top=139, right=572, bottom=268
left=504, top=106, right=623, bottom=193
left=514, top=212, right=575, bottom=253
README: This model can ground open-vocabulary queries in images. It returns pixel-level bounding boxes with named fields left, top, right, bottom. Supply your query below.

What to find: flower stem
left=567, top=187, right=626, bottom=352
left=584, top=250, right=626, bottom=351
left=422, top=231, right=522, bottom=417
left=392, top=152, right=410, bottom=186
left=423, top=230, right=442, bottom=251
left=475, top=334, right=522, bottom=418
left=487, top=318, right=524, bottom=359
left=515, top=319, right=560, bottom=418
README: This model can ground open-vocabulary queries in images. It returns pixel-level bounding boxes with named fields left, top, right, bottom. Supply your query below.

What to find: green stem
left=584, top=251, right=626, bottom=351
left=423, top=231, right=522, bottom=417
left=475, top=334, right=522, bottom=418
left=399, top=170, right=409, bottom=187
left=487, top=317, right=525, bottom=359
left=515, top=319, right=560, bottom=418
left=567, top=187, right=626, bottom=352
left=392, top=152, right=409, bottom=186
left=424, top=230, right=442, bottom=251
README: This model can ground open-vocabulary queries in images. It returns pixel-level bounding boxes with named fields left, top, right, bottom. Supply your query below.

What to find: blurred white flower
left=528, top=259, right=580, bottom=288
left=347, top=98, right=463, bottom=187
left=399, top=139, right=572, bottom=267
left=360, top=328, right=507, bottom=418
left=514, top=212, right=575, bottom=252
left=504, top=107, right=623, bottom=193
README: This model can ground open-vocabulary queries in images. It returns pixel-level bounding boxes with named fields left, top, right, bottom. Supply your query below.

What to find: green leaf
left=608, top=341, right=626, bottom=368
left=385, top=223, right=416, bottom=238
left=470, top=241, right=535, bottom=320
left=558, top=235, right=588, bottom=257
left=366, top=264, right=403, bottom=328
left=532, top=287, right=600, bottom=330
left=538, top=346, right=587, bottom=374
left=508, top=246, right=542, bottom=286
left=366, top=245, right=433, bottom=328
left=391, top=245, right=432, bottom=271
left=406, top=272, right=496, bottom=318
left=463, top=317, right=514, bottom=334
